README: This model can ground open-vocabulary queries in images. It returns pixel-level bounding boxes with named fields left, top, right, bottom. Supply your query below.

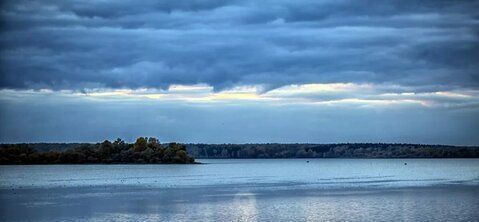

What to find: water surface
left=1, top=159, right=478, bottom=221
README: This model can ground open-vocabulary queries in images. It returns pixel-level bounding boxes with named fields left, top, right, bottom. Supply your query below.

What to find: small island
left=0, top=137, right=196, bottom=164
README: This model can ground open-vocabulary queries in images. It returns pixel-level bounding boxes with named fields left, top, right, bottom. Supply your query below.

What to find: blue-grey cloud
left=1, top=0, right=478, bottom=91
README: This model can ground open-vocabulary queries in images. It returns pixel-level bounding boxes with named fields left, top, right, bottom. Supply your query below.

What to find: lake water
left=1, top=159, right=479, bottom=221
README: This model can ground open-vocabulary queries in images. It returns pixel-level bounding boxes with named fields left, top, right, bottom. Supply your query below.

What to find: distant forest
left=1, top=142, right=478, bottom=164
left=0, top=138, right=195, bottom=164
left=186, top=143, right=479, bottom=159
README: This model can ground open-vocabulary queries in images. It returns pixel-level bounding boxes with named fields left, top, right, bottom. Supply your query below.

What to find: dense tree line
left=2, top=142, right=478, bottom=164
left=0, top=138, right=195, bottom=164
left=186, top=143, right=479, bottom=158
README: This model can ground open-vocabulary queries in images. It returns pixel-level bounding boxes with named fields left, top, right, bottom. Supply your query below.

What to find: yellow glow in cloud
left=72, top=84, right=454, bottom=107
left=5, top=83, right=475, bottom=108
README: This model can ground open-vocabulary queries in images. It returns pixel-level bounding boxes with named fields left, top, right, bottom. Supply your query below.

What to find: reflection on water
left=232, top=192, right=258, bottom=222
left=0, top=159, right=478, bottom=221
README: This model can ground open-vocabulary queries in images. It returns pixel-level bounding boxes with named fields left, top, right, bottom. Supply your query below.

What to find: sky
left=0, top=0, right=478, bottom=145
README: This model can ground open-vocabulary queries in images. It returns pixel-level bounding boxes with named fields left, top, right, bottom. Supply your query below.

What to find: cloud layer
left=1, top=1, right=479, bottom=144
left=1, top=0, right=478, bottom=91
left=2, top=88, right=478, bottom=145
left=3, top=83, right=476, bottom=108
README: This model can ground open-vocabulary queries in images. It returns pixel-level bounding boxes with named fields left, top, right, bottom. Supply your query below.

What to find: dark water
left=1, top=159, right=478, bottom=221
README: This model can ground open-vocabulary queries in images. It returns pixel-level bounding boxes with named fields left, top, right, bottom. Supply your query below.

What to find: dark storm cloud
left=0, top=0, right=478, bottom=91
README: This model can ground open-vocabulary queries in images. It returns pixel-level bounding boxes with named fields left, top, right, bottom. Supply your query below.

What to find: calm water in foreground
left=1, top=159, right=478, bottom=221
